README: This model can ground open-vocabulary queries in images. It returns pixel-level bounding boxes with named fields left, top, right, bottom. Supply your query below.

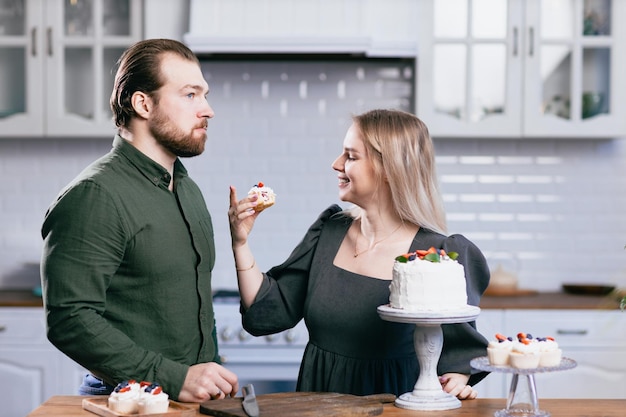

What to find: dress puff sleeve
left=241, top=204, right=343, bottom=336
left=438, top=234, right=491, bottom=385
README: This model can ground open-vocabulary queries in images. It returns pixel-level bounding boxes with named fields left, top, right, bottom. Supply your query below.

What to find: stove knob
left=284, top=329, right=298, bottom=343
left=220, top=327, right=234, bottom=342
left=265, top=333, right=278, bottom=342
left=238, top=329, right=250, bottom=341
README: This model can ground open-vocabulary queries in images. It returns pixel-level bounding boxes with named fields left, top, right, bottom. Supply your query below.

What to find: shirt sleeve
left=241, top=204, right=343, bottom=336
left=438, top=234, right=491, bottom=385
left=41, top=180, right=189, bottom=398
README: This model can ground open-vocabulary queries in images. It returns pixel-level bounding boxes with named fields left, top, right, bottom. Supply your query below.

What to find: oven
left=213, top=292, right=308, bottom=394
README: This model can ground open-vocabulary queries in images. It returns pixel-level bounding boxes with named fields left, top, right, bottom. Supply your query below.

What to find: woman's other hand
left=439, top=373, right=478, bottom=400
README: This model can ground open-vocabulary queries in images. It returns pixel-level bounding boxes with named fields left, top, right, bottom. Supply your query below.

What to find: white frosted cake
left=389, top=247, right=468, bottom=311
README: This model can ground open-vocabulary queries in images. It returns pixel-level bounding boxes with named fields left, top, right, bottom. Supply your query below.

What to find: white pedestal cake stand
left=377, top=304, right=481, bottom=411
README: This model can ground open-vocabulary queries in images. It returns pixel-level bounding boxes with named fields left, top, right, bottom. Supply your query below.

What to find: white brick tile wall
left=2, top=58, right=626, bottom=294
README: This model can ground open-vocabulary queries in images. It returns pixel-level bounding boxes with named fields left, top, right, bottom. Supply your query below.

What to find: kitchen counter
left=480, top=291, right=623, bottom=310
left=2, top=288, right=623, bottom=310
left=0, top=289, right=43, bottom=307
left=27, top=395, right=626, bottom=417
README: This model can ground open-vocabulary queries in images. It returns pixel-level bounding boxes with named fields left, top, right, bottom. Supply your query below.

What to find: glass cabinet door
left=46, top=0, right=141, bottom=136
left=417, top=0, right=524, bottom=137
left=524, top=0, right=622, bottom=137
left=0, top=0, right=45, bottom=136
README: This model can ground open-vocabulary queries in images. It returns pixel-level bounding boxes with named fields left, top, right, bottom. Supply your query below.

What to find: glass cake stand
left=470, top=356, right=577, bottom=417
left=377, top=304, right=481, bottom=411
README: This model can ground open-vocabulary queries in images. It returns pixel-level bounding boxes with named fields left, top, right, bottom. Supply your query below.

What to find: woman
left=228, top=109, right=490, bottom=399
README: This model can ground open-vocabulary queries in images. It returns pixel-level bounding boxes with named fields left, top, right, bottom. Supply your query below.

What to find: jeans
left=78, top=373, right=116, bottom=396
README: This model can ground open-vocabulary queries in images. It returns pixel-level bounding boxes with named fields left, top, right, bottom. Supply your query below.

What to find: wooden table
left=27, top=395, right=626, bottom=417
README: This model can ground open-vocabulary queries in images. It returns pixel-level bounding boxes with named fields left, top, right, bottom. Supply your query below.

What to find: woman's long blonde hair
left=349, top=109, right=447, bottom=235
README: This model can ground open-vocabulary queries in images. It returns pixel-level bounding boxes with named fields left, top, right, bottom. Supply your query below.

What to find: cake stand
left=377, top=304, right=481, bottom=410
left=471, top=356, right=577, bottom=417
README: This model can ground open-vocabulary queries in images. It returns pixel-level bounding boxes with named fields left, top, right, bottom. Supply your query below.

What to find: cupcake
left=108, top=380, right=141, bottom=414
left=248, top=182, right=276, bottom=212
left=138, top=381, right=170, bottom=414
left=487, top=333, right=513, bottom=366
left=537, top=336, right=562, bottom=367
left=509, top=332, right=541, bottom=369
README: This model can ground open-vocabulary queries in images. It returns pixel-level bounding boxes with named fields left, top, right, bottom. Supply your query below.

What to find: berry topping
left=395, top=247, right=459, bottom=263
left=114, top=380, right=136, bottom=393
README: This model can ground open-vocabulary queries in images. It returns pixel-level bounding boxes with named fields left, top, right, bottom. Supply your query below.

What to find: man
left=41, top=39, right=238, bottom=403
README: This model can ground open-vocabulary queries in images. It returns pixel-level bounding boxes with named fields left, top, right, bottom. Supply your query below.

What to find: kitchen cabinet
left=475, top=309, right=626, bottom=399
left=184, top=0, right=419, bottom=57
left=0, top=0, right=142, bottom=138
left=416, top=0, right=626, bottom=138
left=0, top=307, right=87, bottom=417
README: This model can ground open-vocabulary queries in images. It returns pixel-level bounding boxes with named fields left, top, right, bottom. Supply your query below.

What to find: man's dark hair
left=110, top=38, right=200, bottom=129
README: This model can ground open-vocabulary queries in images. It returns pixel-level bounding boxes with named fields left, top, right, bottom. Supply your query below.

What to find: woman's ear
left=130, top=91, right=151, bottom=119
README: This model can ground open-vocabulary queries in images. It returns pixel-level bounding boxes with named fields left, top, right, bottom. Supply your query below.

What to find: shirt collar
left=112, top=134, right=188, bottom=188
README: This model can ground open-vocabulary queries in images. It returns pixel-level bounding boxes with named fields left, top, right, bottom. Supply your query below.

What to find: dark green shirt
left=41, top=135, right=218, bottom=399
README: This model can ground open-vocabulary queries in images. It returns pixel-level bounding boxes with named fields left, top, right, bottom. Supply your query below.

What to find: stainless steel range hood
left=184, top=0, right=420, bottom=58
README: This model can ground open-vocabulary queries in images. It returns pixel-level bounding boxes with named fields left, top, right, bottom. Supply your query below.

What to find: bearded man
left=41, top=38, right=238, bottom=403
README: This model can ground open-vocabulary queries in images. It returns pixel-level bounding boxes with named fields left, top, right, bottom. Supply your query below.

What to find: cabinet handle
left=30, top=27, right=37, bottom=56
left=556, top=329, right=588, bottom=336
left=47, top=27, right=53, bottom=56
left=512, top=26, right=519, bottom=56
left=528, top=26, right=534, bottom=57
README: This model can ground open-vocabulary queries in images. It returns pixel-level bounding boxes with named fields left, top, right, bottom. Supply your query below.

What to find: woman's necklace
left=354, top=223, right=403, bottom=258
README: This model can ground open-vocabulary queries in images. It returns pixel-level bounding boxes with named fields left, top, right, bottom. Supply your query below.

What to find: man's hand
left=177, top=362, right=239, bottom=403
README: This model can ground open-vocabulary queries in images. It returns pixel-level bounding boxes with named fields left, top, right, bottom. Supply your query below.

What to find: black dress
left=241, top=205, right=490, bottom=396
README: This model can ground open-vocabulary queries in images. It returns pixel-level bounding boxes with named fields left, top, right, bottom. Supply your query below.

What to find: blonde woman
left=228, top=109, right=490, bottom=399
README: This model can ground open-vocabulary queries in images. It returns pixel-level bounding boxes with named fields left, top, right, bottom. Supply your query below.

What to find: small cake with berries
left=248, top=182, right=276, bottom=212
left=108, top=380, right=141, bottom=414
left=509, top=332, right=541, bottom=369
left=137, top=381, right=170, bottom=414
left=537, top=336, right=562, bottom=367
left=487, top=333, right=513, bottom=366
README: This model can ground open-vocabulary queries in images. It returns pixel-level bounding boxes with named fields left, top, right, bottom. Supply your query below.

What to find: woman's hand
left=439, top=373, right=477, bottom=400
left=228, top=186, right=260, bottom=247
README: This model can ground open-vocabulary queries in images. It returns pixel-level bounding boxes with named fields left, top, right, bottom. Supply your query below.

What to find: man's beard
left=149, top=107, right=207, bottom=158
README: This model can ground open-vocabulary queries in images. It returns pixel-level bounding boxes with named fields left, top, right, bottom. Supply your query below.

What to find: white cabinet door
left=0, top=308, right=59, bottom=417
left=44, top=0, right=143, bottom=137
left=416, top=0, right=524, bottom=138
left=504, top=309, right=626, bottom=399
left=0, top=349, right=60, bottom=417
left=522, top=0, right=626, bottom=137
left=0, top=0, right=45, bottom=136
left=0, top=0, right=142, bottom=138
left=416, top=0, right=626, bottom=138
